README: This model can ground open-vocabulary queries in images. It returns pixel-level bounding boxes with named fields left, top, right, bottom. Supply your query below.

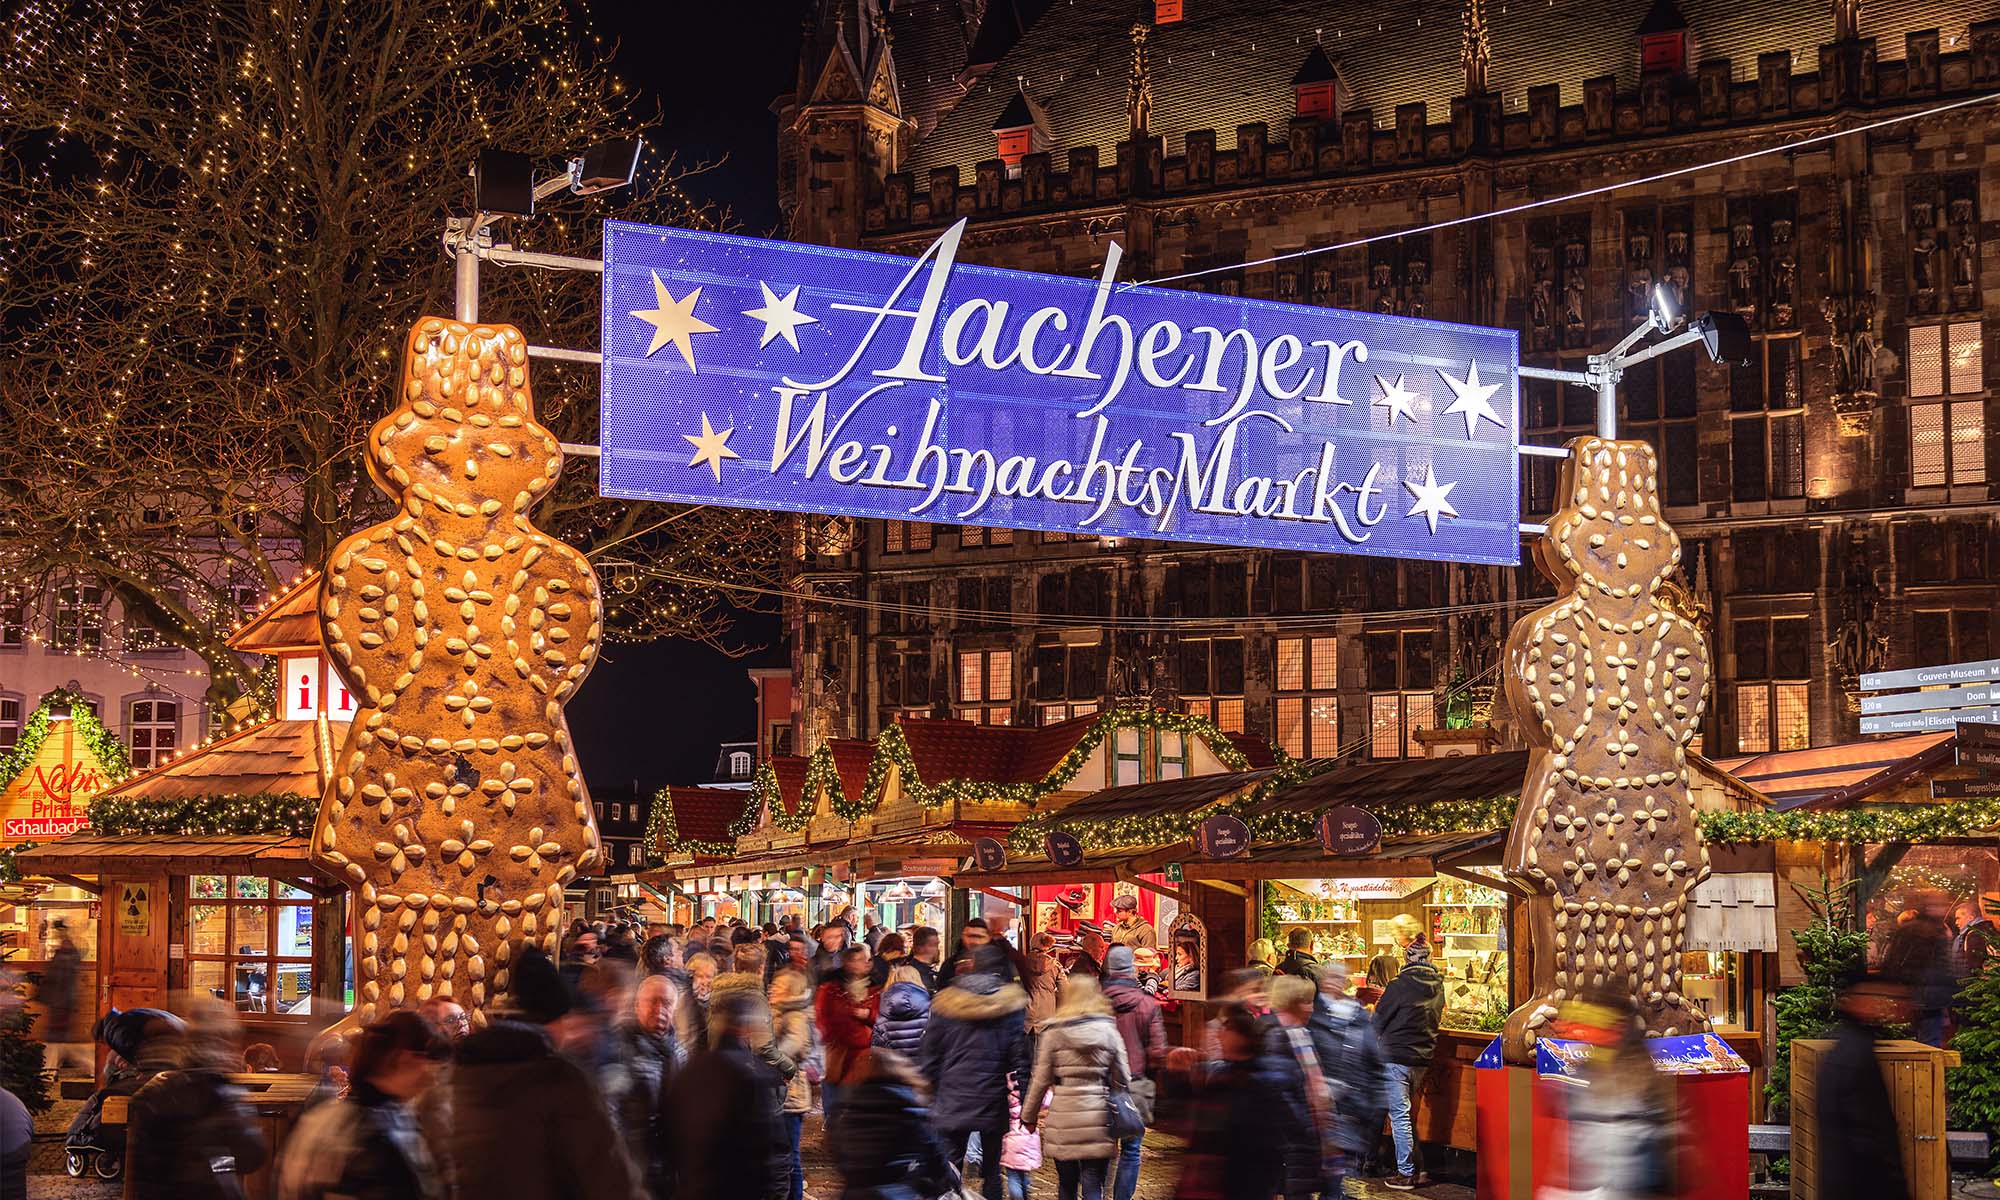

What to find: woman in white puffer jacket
left=1021, top=975, right=1131, bottom=1200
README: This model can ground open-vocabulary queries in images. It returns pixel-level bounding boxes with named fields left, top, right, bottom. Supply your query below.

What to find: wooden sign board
left=0, top=715, right=116, bottom=840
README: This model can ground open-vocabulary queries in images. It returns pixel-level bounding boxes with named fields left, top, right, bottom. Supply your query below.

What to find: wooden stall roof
left=1249, top=751, right=1528, bottom=815
left=949, top=845, right=1180, bottom=889
left=1710, top=731, right=1955, bottom=811
left=227, top=572, right=323, bottom=655
left=1176, top=831, right=1506, bottom=881
left=15, top=833, right=332, bottom=886
left=92, top=719, right=333, bottom=802
left=1040, top=768, right=1282, bottom=825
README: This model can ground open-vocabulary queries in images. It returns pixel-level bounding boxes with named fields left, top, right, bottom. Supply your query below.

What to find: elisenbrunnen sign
left=598, top=219, right=1522, bottom=566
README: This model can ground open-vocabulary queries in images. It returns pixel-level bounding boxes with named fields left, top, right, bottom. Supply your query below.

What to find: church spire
left=1460, top=0, right=1491, bottom=96
left=1127, top=22, right=1153, bottom=140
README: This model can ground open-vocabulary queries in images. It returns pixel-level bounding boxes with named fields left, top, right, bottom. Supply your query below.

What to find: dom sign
left=600, top=221, right=1522, bottom=565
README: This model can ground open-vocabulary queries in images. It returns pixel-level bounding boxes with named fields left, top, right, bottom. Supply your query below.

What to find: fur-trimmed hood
left=710, top=971, right=768, bottom=1002
left=932, top=973, right=1029, bottom=1022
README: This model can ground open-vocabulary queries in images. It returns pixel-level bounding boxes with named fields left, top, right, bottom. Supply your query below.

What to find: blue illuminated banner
left=599, top=220, right=1521, bottom=564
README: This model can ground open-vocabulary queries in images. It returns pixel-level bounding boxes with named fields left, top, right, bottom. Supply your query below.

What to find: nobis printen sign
left=599, top=220, right=1522, bottom=565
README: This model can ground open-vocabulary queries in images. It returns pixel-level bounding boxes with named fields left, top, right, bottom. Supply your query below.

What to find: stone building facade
left=772, top=0, right=2000, bottom=764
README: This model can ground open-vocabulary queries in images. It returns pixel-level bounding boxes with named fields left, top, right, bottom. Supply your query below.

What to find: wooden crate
left=1790, top=1037, right=1958, bottom=1200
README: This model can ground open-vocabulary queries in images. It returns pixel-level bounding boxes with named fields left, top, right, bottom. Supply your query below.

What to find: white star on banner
left=1438, top=360, right=1504, bottom=438
left=1373, top=374, right=1419, bottom=426
left=742, top=281, right=819, bottom=352
left=1404, top=464, right=1460, bottom=536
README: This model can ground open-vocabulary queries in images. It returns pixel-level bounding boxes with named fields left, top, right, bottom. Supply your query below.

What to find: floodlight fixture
left=1648, top=281, right=1680, bottom=333
left=1691, top=310, right=1753, bottom=367
left=573, top=138, right=645, bottom=195
left=474, top=149, right=538, bottom=218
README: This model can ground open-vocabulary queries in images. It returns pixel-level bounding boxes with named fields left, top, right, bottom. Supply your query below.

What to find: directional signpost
left=1859, top=659, right=2000, bottom=736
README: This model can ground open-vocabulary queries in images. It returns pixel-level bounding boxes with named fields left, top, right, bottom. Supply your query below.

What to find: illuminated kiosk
left=15, top=573, right=352, bottom=1063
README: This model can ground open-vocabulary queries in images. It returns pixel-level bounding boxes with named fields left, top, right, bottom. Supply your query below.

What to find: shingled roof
left=663, top=786, right=749, bottom=850
left=828, top=739, right=877, bottom=802
left=92, top=718, right=333, bottom=802
left=907, top=0, right=1944, bottom=176
left=766, top=756, right=812, bottom=818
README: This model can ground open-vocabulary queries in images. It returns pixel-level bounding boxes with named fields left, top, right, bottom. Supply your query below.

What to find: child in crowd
left=1001, top=1082, right=1050, bottom=1200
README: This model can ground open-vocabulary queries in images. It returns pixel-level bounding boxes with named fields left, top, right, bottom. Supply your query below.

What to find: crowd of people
left=65, top=907, right=1467, bottom=1200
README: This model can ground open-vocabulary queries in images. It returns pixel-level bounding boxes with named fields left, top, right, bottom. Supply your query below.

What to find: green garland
left=86, top=792, right=316, bottom=836
left=645, top=787, right=737, bottom=864
left=1009, top=788, right=1520, bottom=856
left=0, top=687, right=131, bottom=794
left=0, top=842, right=41, bottom=885
left=1697, top=798, right=2000, bottom=845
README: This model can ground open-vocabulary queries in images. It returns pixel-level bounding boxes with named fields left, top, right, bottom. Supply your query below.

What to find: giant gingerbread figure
left=1500, top=437, right=1711, bottom=1063
left=317, top=318, right=603, bottom=1028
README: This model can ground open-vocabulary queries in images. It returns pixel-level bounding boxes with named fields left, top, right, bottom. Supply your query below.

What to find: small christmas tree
left=0, top=955, right=52, bottom=1113
left=1949, top=954, right=2000, bottom=1168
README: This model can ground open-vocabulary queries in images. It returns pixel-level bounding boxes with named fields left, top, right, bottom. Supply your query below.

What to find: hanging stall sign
left=1196, top=814, right=1252, bottom=859
left=971, top=837, right=1008, bottom=872
left=1044, top=830, right=1085, bottom=869
left=599, top=220, right=1521, bottom=564
left=1317, top=805, right=1383, bottom=857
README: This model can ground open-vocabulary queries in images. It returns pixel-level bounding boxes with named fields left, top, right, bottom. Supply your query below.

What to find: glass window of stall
left=1263, top=874, right=1511, bottom=1032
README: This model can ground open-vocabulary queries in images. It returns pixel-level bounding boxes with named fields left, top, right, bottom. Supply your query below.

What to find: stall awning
left=950, top=845, right=1179, bottom=890
left=14, top=834, right=335, bottom=891
left=1040, top=769, right=1281, bottom=827
left=1688, top=872, right=1779, bottom=952
left=1176, top=830, right=1506, bottom=881
left=1247, top=751, right=1526, bottom=815
left=1711, top=731, right=1955, bottom=811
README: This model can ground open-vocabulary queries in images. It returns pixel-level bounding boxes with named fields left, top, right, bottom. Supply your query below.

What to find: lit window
left=960, top=526, right=1014, bottom=548
left=128, top=699, right=179, bottom=770
left=1180, top=637, right=1244, bottom=736
left=0, top=593, right=24, bottom=648
left=1113, top=727, right=1143, bottom=786
left=1275, top=636, right=1340, bottom=757
left=611, top=803, right=623, bottom=822
left=1365, top=629, right=1435, bottom=758
left=52, top=581, right=105, bottom=651
left=955, top=648, right=1012, bottom=724
left=1369, top=692, right=1436, bottom=759
left=0, top=697, right=19, bottom=754
left=186, top=875, right=317, bottom=1018
left=1733, top=615, right=1811, bottom=752
left=1908, top=323, right=1986, bottom=487
left=1157, top=731, right=1190, bottom=780
left=883, top=521, right=934, bottom=554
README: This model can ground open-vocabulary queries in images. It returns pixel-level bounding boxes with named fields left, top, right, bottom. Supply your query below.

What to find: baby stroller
left=64, top=1006, right=184, bottom=1179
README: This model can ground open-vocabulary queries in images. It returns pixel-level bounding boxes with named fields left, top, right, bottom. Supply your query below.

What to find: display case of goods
left=1428, top=877, right=1510, bottom=1032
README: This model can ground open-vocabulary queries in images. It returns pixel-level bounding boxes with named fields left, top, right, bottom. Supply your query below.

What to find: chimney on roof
left=1293, top=40, right=1341, bottom=121
left=1637, top=0, right=1692, bottom=74
left=1460, top=0, right=1491, bottom=96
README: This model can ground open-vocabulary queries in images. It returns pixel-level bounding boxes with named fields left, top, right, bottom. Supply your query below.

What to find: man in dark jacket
left=600, top=974, right=681, bottom=1199
left=1308, top=960, right=1389, bottom=1188
left=1175, top=1003, right=1290, bottom=1200
left=1101, top=946, right=1169, bottom=1200
left=128, top=1017, right=270, bottom=1200
left=447, top=948, right=643, bottom=1200
left=1372, top=939, right=1444, bottom=1189
left=1818, top=974, right=1911, bottom=1200
left=1275, top=927, right=1321, bottom=981
left=669, top=985, right=785, bottom=1200
left=918, top=943, right=1030, bottom=1200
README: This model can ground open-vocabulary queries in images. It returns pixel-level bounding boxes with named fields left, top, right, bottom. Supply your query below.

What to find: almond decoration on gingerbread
left=317, top=319, right=604, bottom=1028
left=1500, top=437, right=1712, bottom=1064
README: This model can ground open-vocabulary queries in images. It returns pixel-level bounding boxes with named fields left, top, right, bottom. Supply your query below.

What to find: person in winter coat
left=770, top=969, right=816, bottom=1200
left=1308, top=960, right=1389, bottom=1185
left=1021, top=974, right=1131, bottom=1200
left=1246, top=939, right=1278, bottom=979
left=1099, top=946, right=1168, bottom=1200
left=669, top=984, right=785, bottom=1200
left=279, top=1012, right=449, bottom=1200
left=40, top=921, right=83, bottom=1075
left=1173, top=1003, right=1289, bottom=1200
left=816, top=944, right=880, bottom=1135
left=869, top=932, right=910, bottom=988
left=446, top=948, right=643, bottom=1200
left=1024, top=932, right=1064, bottom=1034
left=1372, top=938, right=1445, bottom=1189
left=1275, top=927, right=1321, bottom=981
left=1268, top=976, right=1336, bottom=1200
left=1002, top=1084, right=1051, bottom=1200
left=830, top=1047, right=957, bottom=1200
left=676, top=952, right=719, bottom=1055
left=919, top=943, right=1031, bottom=1199
left=1818, top=975, right=1911, bottom=1200
left=873, top=964, right=933, bottom=1056
left=128, top=1001, right=272, bottom=1200
left=809, top=922, right=851, bottom=988
left=598, top=974, right=681, bottom=1200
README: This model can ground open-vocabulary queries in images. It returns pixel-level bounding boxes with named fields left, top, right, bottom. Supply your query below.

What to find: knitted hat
left=1104, top=945, right=1137, bottom=978
left=1403, top=938, right=1433, bottom=966
left=510, top=947, right=572, bottom=1024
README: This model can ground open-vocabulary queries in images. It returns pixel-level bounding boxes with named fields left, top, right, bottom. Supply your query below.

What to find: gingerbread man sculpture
left=1500, top=437, right=1711, bottom=1064
left=317, top=319, right=603, bottom=1028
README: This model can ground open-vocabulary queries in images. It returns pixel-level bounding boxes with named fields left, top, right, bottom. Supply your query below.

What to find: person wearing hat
left=1108, top=894, right=1157, bottom=951
left=446, top=947, right=642, bottom=1200
left=1371, top=938, right=1444, bottom=1190
left=1100, top=945, right=1168, bottom=1200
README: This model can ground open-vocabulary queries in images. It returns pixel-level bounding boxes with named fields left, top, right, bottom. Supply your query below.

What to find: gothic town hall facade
left=770, top=0, right=2000, bottom=768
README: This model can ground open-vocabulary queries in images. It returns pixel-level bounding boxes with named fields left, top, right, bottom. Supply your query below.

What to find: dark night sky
left=565, top=6, right=802, bottom=794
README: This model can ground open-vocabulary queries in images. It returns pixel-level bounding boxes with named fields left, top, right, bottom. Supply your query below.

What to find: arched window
left=729, top=751, right=753, bottom=779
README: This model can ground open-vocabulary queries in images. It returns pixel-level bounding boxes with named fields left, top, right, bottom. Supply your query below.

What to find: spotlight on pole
left=1690, top=311, right=1753, bottom=367
left=573, top=138, right=645, bottom=196
left=474, top=149, right=538, bottom=218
